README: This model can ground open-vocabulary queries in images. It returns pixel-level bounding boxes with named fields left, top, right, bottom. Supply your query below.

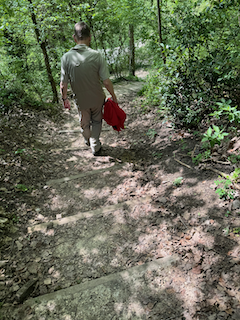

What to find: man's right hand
left=103, top=79, right=118, bottom=104
left=63, top=99, right=71, bottom=110
left=111, top=96, right=118, bottom=104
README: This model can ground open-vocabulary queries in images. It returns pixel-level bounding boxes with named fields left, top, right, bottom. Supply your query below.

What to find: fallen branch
left=233, top=183, right=240, bottom=191
left=214, top=160, right=231, bottom=165
left=201, top=159, right=231, bottom=165
left=191, top=144, right=198, bottom=158
left=174, top=158, right=193, bottom=170
left=205, top=167, right=228, bottom=178
left=177, top=153, right=191, bottom=157
left=178, top=215, right=188, bottom=228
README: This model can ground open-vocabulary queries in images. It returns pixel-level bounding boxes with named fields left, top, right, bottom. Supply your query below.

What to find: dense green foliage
left=1, top=0, right=239, bottom=129
left=141, top=0, right=240, bottom=128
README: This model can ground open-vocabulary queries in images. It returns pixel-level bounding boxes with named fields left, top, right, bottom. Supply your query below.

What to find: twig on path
left=201, top=158, right=232, bottom=165
left=205, top=167, right=228, bottom=178
left=177, top=153, right=191, bottom=157
left=214, top=160, right=231, bottom=165
left=233, top=182, right=240, bottom=191
left=174, top=158, right=193, bottom=170
left=178, top=215, right=188, bottom=228
left=191, top=144, right=198, bottom=158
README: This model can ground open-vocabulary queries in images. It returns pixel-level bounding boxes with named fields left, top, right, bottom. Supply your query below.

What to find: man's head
left=74, top=22, right=91, bottom=43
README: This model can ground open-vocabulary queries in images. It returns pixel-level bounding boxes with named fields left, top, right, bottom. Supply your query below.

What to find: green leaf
left=15, top=184, right=28, bottom=192
left=212, top=125, right=220, bottom=133
left=15, top=149, right=26, bottom=154
left=207, top=127, right=212, bottom=135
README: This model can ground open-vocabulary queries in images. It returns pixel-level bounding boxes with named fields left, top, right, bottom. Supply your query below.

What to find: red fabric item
left=103, top=98, right=126, bottom=132
left=63, top=100, right=71, bottom=110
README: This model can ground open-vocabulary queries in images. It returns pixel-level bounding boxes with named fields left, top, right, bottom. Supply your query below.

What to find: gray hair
left=74, top=22, right=90, bottom=41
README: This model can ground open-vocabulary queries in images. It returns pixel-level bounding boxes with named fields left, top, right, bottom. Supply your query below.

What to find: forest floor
left=0, top=72, right=240, bottom=320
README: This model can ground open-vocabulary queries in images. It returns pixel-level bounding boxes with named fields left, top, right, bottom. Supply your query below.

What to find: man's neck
left=76, top=39, right=90, bottom=46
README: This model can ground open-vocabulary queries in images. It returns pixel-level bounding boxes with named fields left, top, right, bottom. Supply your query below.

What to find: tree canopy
left=0, top=0, right=239, bottom=127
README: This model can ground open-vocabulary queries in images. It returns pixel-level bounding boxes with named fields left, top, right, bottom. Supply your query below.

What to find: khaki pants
left=76, top=103, right=103, bottom=154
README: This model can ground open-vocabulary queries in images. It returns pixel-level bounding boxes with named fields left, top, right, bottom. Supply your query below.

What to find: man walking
left=60, top=21, right=117, bottom=155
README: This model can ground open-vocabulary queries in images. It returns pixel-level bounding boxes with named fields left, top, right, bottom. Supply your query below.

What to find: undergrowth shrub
left=0, top=86, right=25, bottom=114
left=141, top=46, right=240, bottom=128
left=0, top=83, right=46, bottom=114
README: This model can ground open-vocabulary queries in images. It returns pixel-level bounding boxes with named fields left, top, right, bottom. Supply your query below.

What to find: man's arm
left=60, top=81, right=71, bottom=110
left=103, top=79, right=118, bottom=104
left=60, top=81, right=68, bottom=99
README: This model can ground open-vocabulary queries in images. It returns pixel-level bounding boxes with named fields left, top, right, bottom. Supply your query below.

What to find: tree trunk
left=28, top=0, right=58, bottom=103
left=157, top=0, right=166, bottom=64
left=129, top=24, right=135, bottom=76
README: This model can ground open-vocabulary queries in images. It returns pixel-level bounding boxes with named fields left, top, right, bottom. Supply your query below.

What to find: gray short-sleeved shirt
left=61, top=44, right=110, bottom=110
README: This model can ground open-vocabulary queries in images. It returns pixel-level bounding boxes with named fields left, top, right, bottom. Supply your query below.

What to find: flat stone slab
left=46, top=164, right=124, bottom=185
left=17, top=255, right=181, bottom=320
left=28, top=196, right=151, bottom=233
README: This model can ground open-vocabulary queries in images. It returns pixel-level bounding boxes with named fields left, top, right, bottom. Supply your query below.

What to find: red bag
left=103, top=98, right=126, bottom=132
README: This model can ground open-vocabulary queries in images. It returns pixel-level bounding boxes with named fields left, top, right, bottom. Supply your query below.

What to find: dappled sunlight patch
left=50, top=194, right=69, bottom=211
left=127, top=203, right=155, bottom=219
left=94, top=261, right=105, bottom=269
left=134, top=233, right=157, bottom=254
left=54, top=242, right=73, bottom=258
left=227, top=246, right=240, bottom=261
left=83, top=152, right=94, bottom=159
left=145, top=269, right=170, bottom=290
left=132, top=225, right=173, bottom=258
left=46, top=228, right=55, bottom=236
left=82, top=256, right=93, bottom=265
left=91, top=248, right=99, bottom=255
left=76, top=247, right=93, bottom=264
left=76, top=246, right=90, bottom=256
left=93, top=234, right=108, bottom=243
left=192, top=228, right=215, bottom=249
left=110, top=209, right=126, bottom=224
left=110, top=258, right=121, bottom=268
left=62, top=315, right=73, bottom=320
left=47, top=300, right=56, bottom=312
left=126, top=299, right=146, bottom=317
left=116, top=170, right=134, bottom=178
left=52, top=270, right=61, bottom=280
left=76, top=236, right=107, bottom=256
left=142, top=265, right=206, bottom=317
left=82, top=186, right=111, bottom=200
left=35, top=213, right=47, bottom=222
left=26, top=211, right=53, bottom=228
left=66, top=156, right=78, bottom=162
left=114, top=302, right=124, bottom=314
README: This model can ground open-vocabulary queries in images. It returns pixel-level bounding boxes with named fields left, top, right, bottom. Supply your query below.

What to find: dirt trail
left=1, top=75, right=240, bottom=320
